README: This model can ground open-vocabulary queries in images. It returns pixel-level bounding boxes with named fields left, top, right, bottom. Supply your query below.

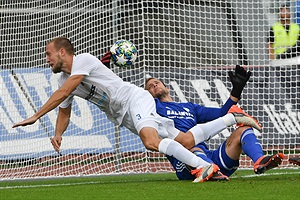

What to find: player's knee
left=235, top=126, right=250, bottom=137
left=139, top=127, right=161, bottom=151
left=143, top=139, right=160, bottom=151
left=229, top=126, right=250, bottom=144
left=174, top=132, right=194, bottom=149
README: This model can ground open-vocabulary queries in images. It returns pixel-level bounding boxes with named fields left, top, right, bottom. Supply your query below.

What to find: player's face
left=145, top=78, right=169, bottom=98
left=46, top=43, right=64, bottom=74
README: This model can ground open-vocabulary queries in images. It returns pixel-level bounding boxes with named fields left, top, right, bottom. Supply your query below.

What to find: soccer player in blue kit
left=145, top=66, right=285, bottom=181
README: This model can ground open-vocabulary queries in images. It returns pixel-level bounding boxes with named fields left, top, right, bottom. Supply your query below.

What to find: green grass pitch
left=1, top=169, right=299, bottom=200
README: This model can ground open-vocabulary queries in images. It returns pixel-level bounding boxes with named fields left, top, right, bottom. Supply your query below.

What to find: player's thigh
left=128, top=91, right=157, bottom=130
left=126, top=91, right=179, bottom=139
left=121, top=90, right=157, bottom=133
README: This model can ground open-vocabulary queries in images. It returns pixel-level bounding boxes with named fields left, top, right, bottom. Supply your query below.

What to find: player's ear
left=59, top=48, right=66, bottom=56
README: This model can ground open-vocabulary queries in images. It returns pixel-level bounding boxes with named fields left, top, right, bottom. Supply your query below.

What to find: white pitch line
left=230, top=170, right=300, bottom=179
left=0, top=178, right=168, bottom=190
left=0, top=171, right=299, bottom=190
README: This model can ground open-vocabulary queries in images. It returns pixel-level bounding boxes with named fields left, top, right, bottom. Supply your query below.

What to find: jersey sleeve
left=71, top=53, right=97, bottom=76
left=194, top=98, right=237, bottom=123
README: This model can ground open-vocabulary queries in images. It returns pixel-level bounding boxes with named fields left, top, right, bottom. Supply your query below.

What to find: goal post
left=1, top=0, right=299, bottom=180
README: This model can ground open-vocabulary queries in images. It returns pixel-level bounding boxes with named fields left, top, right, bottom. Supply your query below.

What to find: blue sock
left=241, top=128, right=264, bottom=163
left=193, top=150, right=213, bottom=163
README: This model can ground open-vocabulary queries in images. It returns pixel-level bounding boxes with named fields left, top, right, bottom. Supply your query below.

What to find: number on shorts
left=136, top=114, right=141, bottom=120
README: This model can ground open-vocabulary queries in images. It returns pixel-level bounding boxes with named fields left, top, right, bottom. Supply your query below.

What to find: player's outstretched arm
left=228, top=65, right=251, bottom=99
left=12, top=88, right=68, bottom=128
left=12, top=75, right=84, bottom=128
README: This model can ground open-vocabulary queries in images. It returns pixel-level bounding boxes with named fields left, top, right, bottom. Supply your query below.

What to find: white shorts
left=120, top=88, right=180, bottom=139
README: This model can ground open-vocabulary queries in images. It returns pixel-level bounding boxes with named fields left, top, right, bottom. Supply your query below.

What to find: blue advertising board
left=1, top=66, right=300, bottom=159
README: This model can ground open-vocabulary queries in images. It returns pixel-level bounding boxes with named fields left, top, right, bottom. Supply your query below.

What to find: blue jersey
left=154, top=98, right=236, bottom=133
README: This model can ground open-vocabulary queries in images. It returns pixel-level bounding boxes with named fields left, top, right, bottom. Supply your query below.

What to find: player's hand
left=12, top=115, right=38, bottom=128
left=51, top=135, right=62, bottom=153
left=228, top=65, right=251, bottom=99
left=100, top=51, right=111, bottom=68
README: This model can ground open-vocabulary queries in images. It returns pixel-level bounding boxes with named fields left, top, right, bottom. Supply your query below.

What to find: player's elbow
left=57, top=88, right=72, bottom=99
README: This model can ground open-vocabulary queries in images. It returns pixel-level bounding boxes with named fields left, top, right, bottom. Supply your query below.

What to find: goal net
left=1, top=0, right=299, bottom=180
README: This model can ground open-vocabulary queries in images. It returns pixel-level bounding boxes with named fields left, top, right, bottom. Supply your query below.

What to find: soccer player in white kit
left=12, top=37, right=257, bottom=182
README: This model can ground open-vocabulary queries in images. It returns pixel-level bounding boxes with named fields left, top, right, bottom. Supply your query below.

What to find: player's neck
left=158, top=95, right=173, bottom=102
left=61, top=55, right=74, bottom=74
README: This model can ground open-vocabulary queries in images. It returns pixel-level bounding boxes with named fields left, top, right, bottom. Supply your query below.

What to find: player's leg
left=138, top=126, right=209, bottom=168
left=166, top=155, right=197, bottom=180
left=202, top=126, right=269, bottom=177
left=139, top=127, right=219, bottom=182
left=166, top=146, right=215, bottom=180
left=238, top=127, right=284, bottom=174
left=224, top=127, right=246, bottom=160
left=128, top=90, right=211, bottom=169
left=175, top=112, right=261, bottom=150
left=190, top=146, right=230, bottom=181
left=204, top=141, right=239, bottom=178
left=175, top=113, right=236, bottom=148
left=128, top=91, right=219, bottom=182
left=226, top=126, right=284, bottom=174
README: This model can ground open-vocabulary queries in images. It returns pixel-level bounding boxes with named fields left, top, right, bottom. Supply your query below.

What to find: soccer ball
left=110, top=40, right=137, bottom=67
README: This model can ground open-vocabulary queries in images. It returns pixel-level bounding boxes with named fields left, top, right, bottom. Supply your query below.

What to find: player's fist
left=51, top=135, right=62, bottom=153
left=100, top=51, right=112, bottom=68
left=228, top=65, right=251, bottom=99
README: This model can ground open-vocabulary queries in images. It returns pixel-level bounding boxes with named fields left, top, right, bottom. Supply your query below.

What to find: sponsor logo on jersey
left=166, top=107, right=194, bottom=119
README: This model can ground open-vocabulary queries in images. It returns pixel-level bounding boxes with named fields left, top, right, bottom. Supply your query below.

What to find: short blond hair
left=48, top=37, right=74, bottom=55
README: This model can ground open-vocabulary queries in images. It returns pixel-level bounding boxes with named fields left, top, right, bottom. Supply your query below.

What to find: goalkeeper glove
left=100, top=51, right=111, bottom=68
left=228, top=65, right=251, bottom=99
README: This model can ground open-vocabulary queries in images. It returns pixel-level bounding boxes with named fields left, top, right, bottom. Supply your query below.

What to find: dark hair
left=49, top=37, right=75, bottom=55
left=281, top=3, right=290, bottom=8
left=280, top=4, right=290, bottom=11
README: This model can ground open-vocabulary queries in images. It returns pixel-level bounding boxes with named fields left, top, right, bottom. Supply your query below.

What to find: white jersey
left=59, top=53, right=141, bottom=126
left=58, top=53, right=180, bottom=138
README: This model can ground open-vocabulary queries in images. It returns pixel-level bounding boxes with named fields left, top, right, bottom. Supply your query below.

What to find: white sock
left=222, top=113, right=236, bottom=126
left=189, top=113, right=236, bottom=145
left=158, top=138, right=210, bottom=169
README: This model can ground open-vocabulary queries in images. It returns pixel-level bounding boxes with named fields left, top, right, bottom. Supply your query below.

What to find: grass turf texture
left=1, top=169, right=299, bottom=200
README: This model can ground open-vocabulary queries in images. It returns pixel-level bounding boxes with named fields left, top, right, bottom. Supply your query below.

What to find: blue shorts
left=167, top=141, right=239, bottom=180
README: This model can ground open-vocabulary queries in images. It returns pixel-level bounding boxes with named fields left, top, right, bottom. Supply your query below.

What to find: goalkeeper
left=145, top=66, right=284, bottom=181
left=12, top=37, right=257, bottom=183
